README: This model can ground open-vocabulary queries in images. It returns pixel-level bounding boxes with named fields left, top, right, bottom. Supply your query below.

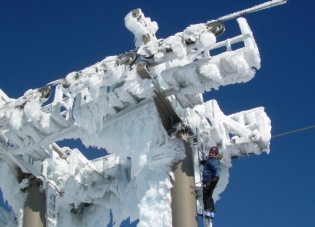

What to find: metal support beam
left=23, top=179, right=46, bottom=227
left=137, top=60, right=181, bottom=132
left=171, top=133, right=197, bottom=227
left=153, top=91, right=181, bottom=132
left=151, top=78, right=196, bottom=226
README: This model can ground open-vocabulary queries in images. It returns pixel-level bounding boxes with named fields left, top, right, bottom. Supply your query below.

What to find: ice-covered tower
left=0, top=1, right=286, bottom=227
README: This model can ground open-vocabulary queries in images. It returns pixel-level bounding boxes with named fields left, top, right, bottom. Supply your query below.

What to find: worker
left=198, top=146, right=221, bottom=219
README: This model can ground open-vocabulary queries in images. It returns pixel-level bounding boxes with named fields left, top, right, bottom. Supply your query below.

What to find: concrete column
left=171, top=133, right=197, bottom=227
left=23, top=179, right=46, bottom=227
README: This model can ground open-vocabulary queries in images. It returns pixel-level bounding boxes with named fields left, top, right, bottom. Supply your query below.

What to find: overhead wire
left=272, top=124, right=315, bottom=138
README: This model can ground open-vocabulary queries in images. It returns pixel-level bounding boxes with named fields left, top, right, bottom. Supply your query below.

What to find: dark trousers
left=203, top=181, right=218, bottom=212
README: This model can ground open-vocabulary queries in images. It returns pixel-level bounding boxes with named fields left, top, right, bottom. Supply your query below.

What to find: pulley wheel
left=117, top=51, right=137, bottom=65
left=206, top=21, right=225, bottom=37
left=38, top=86, right=51, bottom=99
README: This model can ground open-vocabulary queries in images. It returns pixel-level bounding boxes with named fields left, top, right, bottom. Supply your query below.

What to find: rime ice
left=0, top=8, right=272, bottom=227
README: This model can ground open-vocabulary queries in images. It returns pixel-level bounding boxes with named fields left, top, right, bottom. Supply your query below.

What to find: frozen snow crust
left=41, top=102, right=185, bottom=227
left=0, top=8, right=271, bottom=227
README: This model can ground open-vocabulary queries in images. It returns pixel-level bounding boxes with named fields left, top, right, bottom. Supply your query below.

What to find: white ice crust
left=0, top=9, right=271, bottom=227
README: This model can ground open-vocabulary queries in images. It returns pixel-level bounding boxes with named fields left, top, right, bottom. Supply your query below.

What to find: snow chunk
left=125, top=8, right=158, bottom=48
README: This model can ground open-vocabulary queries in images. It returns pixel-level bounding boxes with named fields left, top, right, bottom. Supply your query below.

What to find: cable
left=272, top=124, right=315, bottom=138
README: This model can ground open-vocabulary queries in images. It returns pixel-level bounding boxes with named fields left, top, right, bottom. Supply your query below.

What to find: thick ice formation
left=0, top=8, right=272, bottom=227
left=39, top=102, right=185, bottom=227
left=0, top=159, right=24, bottom=225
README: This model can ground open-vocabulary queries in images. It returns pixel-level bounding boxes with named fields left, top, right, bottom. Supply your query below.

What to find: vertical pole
left=171, top=133, right=197, bottom=227
left=23, top=179, right=46, bottom=227
left=152, top=91, right=197, bottom=227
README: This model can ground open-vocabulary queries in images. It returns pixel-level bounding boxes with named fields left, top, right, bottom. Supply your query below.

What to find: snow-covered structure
left=0, top=1, right=286, bottom=226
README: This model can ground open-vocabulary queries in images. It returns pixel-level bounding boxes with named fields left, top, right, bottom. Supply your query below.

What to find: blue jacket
left=202, top=157, right=221, bottom=182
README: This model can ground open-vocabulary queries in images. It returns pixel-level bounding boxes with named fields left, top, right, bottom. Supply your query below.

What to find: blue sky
left=1, top=0, right=315, bottom=226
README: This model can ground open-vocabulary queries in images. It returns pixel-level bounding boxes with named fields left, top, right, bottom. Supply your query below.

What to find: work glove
left=211, top=176, right=219, bottom=183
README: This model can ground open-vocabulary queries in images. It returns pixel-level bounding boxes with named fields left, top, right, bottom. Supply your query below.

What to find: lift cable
left=272, top=124, right=315, bottom=138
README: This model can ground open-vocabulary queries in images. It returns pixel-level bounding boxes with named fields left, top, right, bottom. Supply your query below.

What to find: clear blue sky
left=1, top=1, right=315, bottom=226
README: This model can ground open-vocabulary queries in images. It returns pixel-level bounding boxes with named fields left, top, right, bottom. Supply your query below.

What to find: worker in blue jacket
left=199, top=146, right=221, bottom=219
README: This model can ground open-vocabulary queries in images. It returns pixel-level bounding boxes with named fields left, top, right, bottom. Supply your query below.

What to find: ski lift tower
left=0, top=1, right=287, bottom=227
